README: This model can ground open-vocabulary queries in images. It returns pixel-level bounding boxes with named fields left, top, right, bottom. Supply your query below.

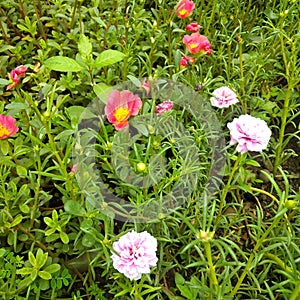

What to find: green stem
left=134, top=280, right=139, bottom=300
left=238, top=38, right=246, bottom=112
left=250, top=187, right=278, bottom=203
left=264, top=253, right=292, bottom=273
left=230, top=207, right=287, bottom=297
left=203, top=241, right=219, bottom=296
left=290, top=281, right=300, bottom=300
left=215, top=153, right=243, bottom=225
left=273, top=22, right=298, bottom=174
left=204, top=0, right=216, bottom=36
left=70, top=0, right=78, bottom=29
left=29, top=147, right=41, bottom=229
left=23, top=91, right=75, bottom=199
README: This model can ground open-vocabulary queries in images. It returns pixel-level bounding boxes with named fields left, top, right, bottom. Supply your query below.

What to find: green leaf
left=28, top=251, right=36, bottom=267
left=11, top=214, right=22, bottom=227
left=82, top=233, right=95, bottom=247
left=64, top=200, right=86, bottom=216
left=93, top=50, right=125, bottom=68
left=60, top=231, right=70, bottom=244
left=43, top=263, right=61, bottom=274
left=16, top=165, right=28, bottom=177
left=0, top=78, right=10, bottom=85
left=36, top=248, right=48, bottom=268
left=93, top=83, right=113, bottom=104
left=127, top=75, right=141, bottom=88
left=38, top=270, right=52, bottom=280
left=19, top=203, right=30, bottom=214
left=44, top=217, right=55, bottom=227
left=78, top=34, right=93, bottom=59
left=52, top=209, right=58, bottom=222
left=18, top=273, right=36, bottom=290
left=0, top=248, right=7, bottom=257
left=245, top=159, right=261, bottom=167
left=17, top=267, right=35, bottom=275
left=5, top=102, right=28, bottom=115
left=0, top=140, right=10, bottom=155
left=80, top=218, right=93, bottom=231
left=44, top=56, right=85, bottom=72
left=65, top=106, right=86, bottom=125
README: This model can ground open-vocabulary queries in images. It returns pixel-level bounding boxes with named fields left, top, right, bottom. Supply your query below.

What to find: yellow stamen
left=0, top=123, right=10, bottom=137
left=179, top=9, right=188, bottom=15
left=189, top=43, right=197, bottom=49
left=114, top=107, right=130, bottom=122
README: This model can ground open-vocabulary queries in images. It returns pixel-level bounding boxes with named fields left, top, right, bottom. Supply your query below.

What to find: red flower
left=180, top=56, right=195, bottom=68
left=175, top=0, right=195, bottom=19
left=183, top=33, right=212, bottom=55
left=185, top=22, right=200, bottom=32
left=7, top=65, right=27, bottom=90
left=105, top=90, right=142, bottom=131
left=0, top=114, right=19, bottom=139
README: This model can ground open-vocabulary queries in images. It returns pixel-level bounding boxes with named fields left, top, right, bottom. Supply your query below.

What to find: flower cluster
left=7, top=65, right=27, bottom=90
left=174, top=0, right=212, bottom=69
left=0, top=114, right=19, bottom=139
left=209, top=85, right=271, bottom=153
left=111, top=230, right=158, bottom=280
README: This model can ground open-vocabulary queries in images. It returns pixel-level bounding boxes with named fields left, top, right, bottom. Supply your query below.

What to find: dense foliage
left=0, top=0, right=299, bottom=299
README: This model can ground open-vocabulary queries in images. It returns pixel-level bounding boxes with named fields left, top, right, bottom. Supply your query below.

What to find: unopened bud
left=136, top=162, right=147, bottom=173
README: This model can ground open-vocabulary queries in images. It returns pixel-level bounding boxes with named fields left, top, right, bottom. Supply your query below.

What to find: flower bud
left=284, top=200, right=297, bottom=210
left=136, top=162, right=147, bottom=173
left=199, top=230, right=214, bottom=242
left=43, top=111, right=50, bottom=119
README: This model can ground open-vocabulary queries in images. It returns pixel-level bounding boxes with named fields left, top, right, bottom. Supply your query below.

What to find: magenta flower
left=7, top=65, right=27, bottom=90
left=183, top=33, right=212, bottom=55
left=186, top=22, right=200, bottom=32
left=180, top=56, right=195, bottom=68
left=111, top=230, right=158, bottom=280
left=155, top=100, right=174, bottom=114
left=210, top=86, right=239, bottom=108
left=105, top=90, right=142, bottom=131
left=175, top=0, right=195, bottom=18
left=0, top=114, right=19, bottom=139
left=227, top=114, right=272, bottom=153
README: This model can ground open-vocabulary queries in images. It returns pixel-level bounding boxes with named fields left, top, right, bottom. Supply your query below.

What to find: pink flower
left=180, top=56, right=195, bottom=68
left=155, top=100, right=174, bottom=114
left=111, top=230, right=158, bottom=280
left=183, top=33, right=212, bottom=55
left=227, top=114, right=272, bottom=153
left=7, top=65, right=27, bottom=90
left=186, top=22, right=200, bottom=32
left=70, top=163, right=78, bottom=173
left=105, top=90, right=142, bottom=131
left=141, top=80, right=151, bottom=95
left=0, top=114, right=19, bottom=139
left=175, top=0, right=195, bottom=18
left=210, top=86, right=239, bottom=108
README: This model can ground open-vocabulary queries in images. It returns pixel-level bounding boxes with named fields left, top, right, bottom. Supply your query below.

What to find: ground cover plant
left=0, top=0, right=299, bottom=299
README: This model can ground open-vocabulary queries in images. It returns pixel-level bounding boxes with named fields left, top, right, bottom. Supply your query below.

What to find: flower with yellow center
left=0, top=115, right=19, bottom=139
left=179, top=9, right=188, bottom=16
left=0, top=123, right=10, bottom=138
left=114, top=107, right=130, bottom=122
